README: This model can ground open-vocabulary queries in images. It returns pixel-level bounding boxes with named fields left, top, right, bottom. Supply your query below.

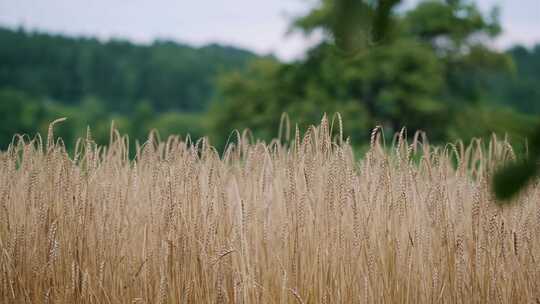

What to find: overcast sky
left=0, top=0, right=538, bottom=61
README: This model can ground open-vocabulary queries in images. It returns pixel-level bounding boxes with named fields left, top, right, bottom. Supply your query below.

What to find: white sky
left=0, top=0, right=538, bottom=61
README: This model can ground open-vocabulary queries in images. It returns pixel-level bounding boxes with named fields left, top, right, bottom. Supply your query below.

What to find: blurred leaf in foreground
left=494, top=125, right=540, bottom=202
left=493, top=160, right=538, bottom=201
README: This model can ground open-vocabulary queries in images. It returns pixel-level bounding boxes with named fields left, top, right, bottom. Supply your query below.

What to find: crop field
left=1, top=117, right=539, bottom=303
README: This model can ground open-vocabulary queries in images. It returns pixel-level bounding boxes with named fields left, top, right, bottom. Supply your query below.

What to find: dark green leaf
left=493, top=160, right=538, bottom=202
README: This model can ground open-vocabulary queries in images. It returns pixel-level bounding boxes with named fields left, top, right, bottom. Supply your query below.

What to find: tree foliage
left=0, top=27, right=256, bottom=112
left=211, top=0, right=512, bottom=146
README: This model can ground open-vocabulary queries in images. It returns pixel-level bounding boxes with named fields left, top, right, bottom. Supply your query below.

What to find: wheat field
left=1, top=116, right=539, bottom=303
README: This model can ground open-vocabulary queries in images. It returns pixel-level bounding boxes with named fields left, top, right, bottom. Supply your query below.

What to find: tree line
left=0, top=27, right=256, bottom=112
left=0, top=26, right=256, bottom=148
left=0, top=0, right=539, bottom=153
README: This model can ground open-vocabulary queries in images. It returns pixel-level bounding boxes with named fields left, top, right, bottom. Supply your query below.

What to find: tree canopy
left=0, top=27, right=257, bottom=113
left=210, top=0, right=514, bottom=147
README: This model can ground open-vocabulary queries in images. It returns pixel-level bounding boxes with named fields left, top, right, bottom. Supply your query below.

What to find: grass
left=1, top=115, right=539, bottom=303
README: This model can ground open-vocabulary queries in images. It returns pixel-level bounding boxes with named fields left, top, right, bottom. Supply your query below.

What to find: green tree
left=0, top=89, right=45, bottom=148
left=131, top=101, right=156, bottom=142
left=211, top=0, right=510, bottom=144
